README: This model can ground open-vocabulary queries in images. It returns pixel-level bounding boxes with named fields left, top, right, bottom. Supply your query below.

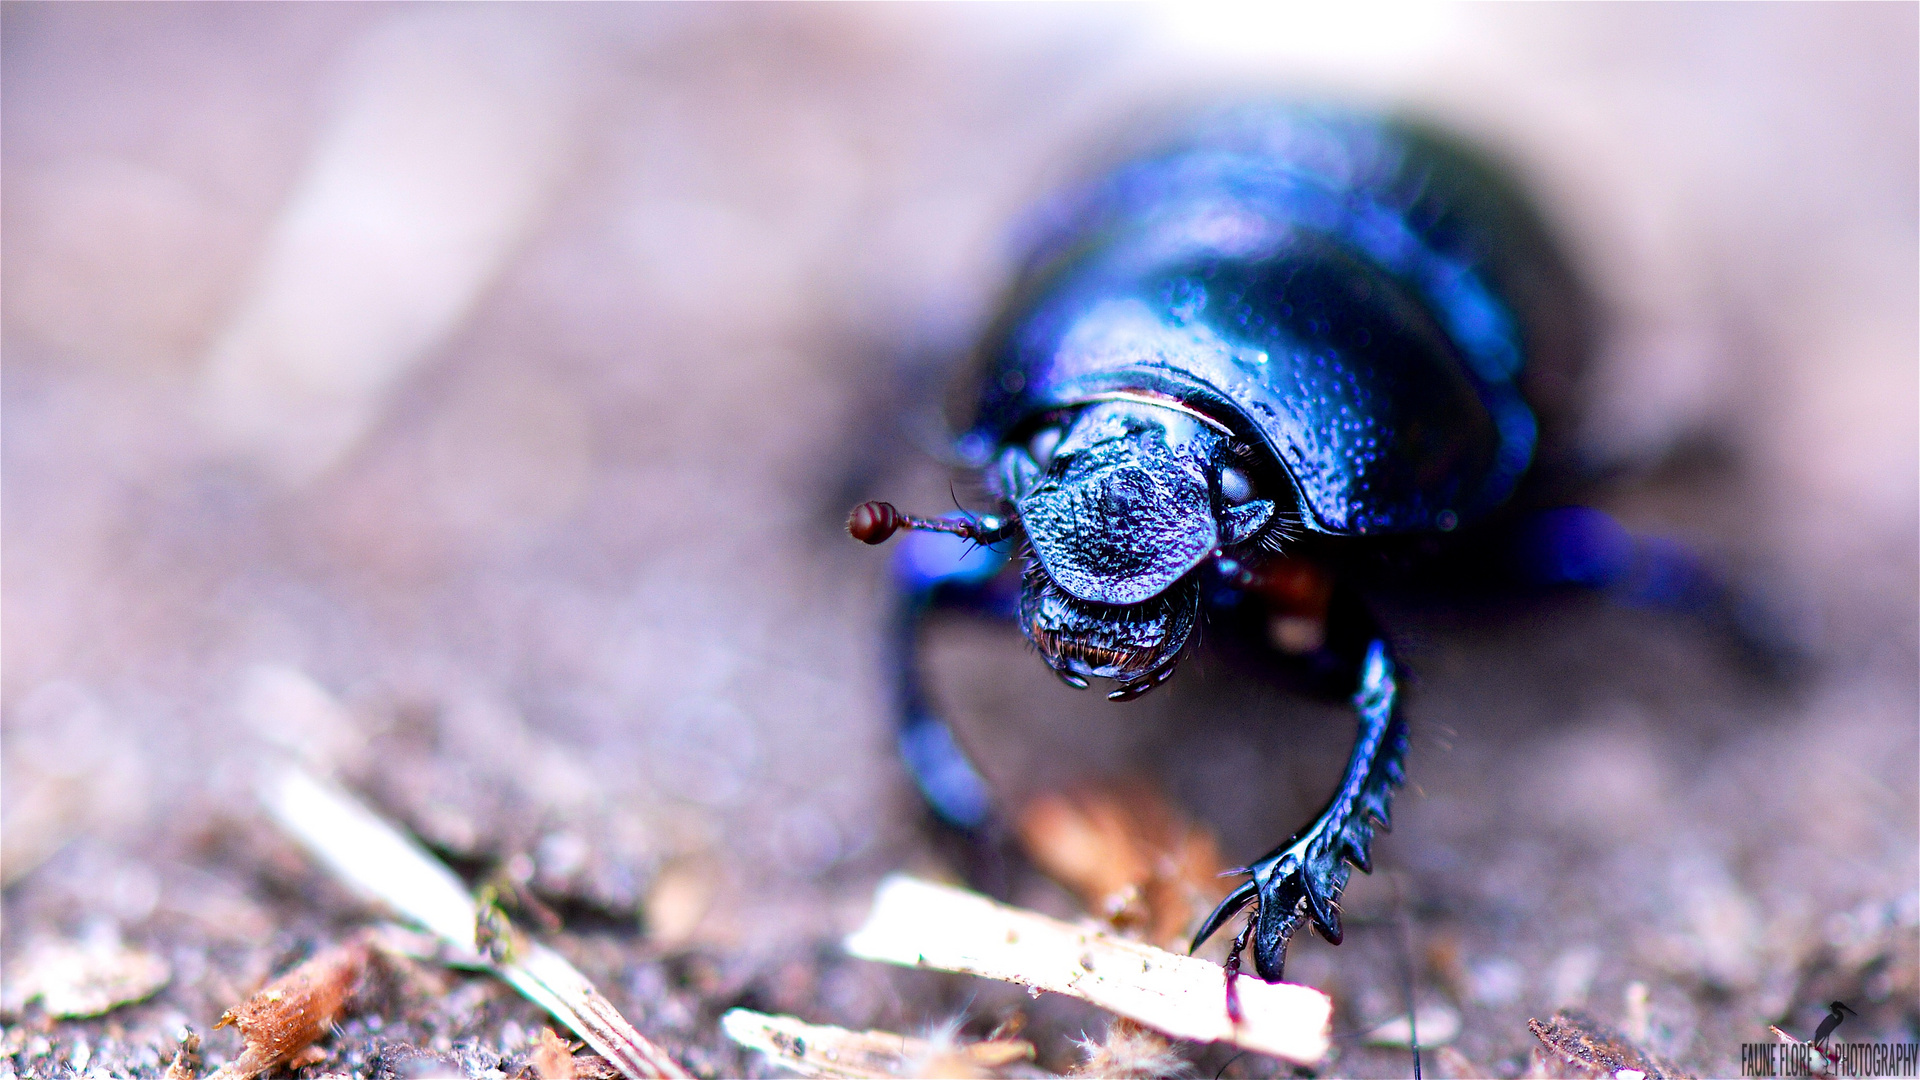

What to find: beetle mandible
left=850, top=104, right=1597, bottom=989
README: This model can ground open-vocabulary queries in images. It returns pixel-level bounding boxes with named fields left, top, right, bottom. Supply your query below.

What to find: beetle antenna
left=946, top=483, right=993, bottom=556
left=847, top=500, right=1019, bottom=546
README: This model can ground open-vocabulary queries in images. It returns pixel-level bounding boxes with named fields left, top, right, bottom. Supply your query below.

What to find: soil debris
left=642, top=857, right=719, bottom=950
left=722, top=1008, right=1038, bottom=1078
left=1527, top=1009, right=1692, bottom=1080
left=0, top=932, right=172, bottom=1019
left=1364, top=1003, right=1462, bottom=1048
left=535, top=1027, right=579, bottom=1079
left=1429, top=1044, right=1487, bottom=1079
left=513, top=1027, right=621, bottom=1079
left=209, top=940, right=370, bottom=1080
left=370, top=1043, right=472, bottom=1079
left=163, top=1028, right=202, bottom=1080
left=263, top=763, right=689, bottom=1079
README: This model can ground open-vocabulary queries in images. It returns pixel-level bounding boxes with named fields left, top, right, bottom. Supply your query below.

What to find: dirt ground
left=3, top=5, right=1915, bottom=1078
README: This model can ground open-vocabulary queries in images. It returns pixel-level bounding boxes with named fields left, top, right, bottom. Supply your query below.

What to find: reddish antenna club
left=848, top=501, right=905, bottom=544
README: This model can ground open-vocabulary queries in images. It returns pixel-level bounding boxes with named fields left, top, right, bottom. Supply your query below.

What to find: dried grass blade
left=260, top=764, right=688, bottom=1079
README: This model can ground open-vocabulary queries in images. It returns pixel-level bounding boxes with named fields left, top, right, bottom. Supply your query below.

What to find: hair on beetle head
left=1254, top=510, right=1305, bottom=554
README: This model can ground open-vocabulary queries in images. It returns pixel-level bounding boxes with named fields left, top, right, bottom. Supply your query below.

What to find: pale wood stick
left=721, top=1008, right=1038, bottom=1079
left=842, top=874, right=1331, bottom=1066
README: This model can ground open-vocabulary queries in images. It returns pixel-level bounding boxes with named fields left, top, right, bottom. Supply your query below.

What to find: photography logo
left=1742, top=1002, right=1919, bottom=1078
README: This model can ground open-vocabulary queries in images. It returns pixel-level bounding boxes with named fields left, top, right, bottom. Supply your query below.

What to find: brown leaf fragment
left=1015, top=779, right=1230, bottom=949
left=1527, top=1009, right=1693, bottom=1080
left=163, top=1028, right=202, bottom=1080
left=524, top=1028, right=625, bottom=1079
left=209, top=941, right=369, bottom=1080
left=534, top=1027, right=577, bottom=1079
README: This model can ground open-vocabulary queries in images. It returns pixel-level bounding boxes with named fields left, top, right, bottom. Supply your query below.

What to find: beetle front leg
left=875, top=520, right=1017, bottom=833
left=895, top=594, right=994, bottom=832
left=1192, top=638, right=1408, bottom=982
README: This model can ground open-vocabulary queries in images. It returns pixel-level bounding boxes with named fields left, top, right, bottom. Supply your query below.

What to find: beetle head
left=1005, top=399, right=1281, bottom=698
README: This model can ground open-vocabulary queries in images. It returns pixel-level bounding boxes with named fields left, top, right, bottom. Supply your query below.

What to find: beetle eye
left=1028, top=426, right=1064, bottom=468
left=1219, top=466, right=1255, bottom=506
left=995, top=446, right=1040, bottom=499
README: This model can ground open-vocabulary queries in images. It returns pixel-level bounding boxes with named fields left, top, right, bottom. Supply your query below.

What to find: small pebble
left=1364, top=1003, right=1461, bottom=1047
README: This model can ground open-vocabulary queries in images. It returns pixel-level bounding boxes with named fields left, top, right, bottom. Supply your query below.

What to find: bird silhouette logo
left=1811, top=1001, right=1856, bottom=1050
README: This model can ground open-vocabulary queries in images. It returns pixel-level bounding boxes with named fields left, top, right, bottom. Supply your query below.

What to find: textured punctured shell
left=968, top=105, right=1574, bottom=536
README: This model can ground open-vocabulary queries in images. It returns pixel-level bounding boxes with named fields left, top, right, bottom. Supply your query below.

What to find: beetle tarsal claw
left=1190, top=878, right=1257, bottom=957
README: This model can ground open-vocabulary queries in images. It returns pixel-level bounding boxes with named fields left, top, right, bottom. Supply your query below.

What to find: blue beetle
left=849, top=105, right=1678, bottom=991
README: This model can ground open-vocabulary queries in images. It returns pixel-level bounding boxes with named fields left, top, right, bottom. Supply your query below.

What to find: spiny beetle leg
left=1193, top=639, right=1408, bottom=983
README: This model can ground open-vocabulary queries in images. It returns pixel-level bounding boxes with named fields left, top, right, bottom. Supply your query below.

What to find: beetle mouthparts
left=1029, top=627, right=1156, bottom=678
left=1018, top=562, right=1199, bottom=695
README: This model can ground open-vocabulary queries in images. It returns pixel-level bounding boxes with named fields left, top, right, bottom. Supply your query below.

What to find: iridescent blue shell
left=967, top=105, right=1572, bottom=536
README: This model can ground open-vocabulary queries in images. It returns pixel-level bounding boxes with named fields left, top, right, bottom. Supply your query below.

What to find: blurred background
left=3, top=4, right=1914, bottom=1076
